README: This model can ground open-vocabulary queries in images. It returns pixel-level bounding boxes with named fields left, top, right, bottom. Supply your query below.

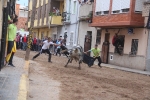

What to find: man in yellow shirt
left=85, top=44, right=102, bottom=67
left=7, top=18, right=18, bottom=67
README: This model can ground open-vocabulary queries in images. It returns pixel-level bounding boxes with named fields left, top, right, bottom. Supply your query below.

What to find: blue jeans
left=23, top=42, right=27, bottom=50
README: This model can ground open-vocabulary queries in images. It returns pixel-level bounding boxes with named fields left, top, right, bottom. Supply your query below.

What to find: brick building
left=90, top=0, right=150, bottom=71
left=16, top=4, right=28, bottom=31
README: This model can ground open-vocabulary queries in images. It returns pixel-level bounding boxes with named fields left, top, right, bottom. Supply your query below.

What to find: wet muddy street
left=15, top=50, right=150, bottom=100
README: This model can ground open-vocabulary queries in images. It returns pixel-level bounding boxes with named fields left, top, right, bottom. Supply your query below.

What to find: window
left=122, top=8, right=130, bottom=13
left=112, top=10, right=120, bottom=14
left=68, top=0, right=71, bottom=13
left=112, top=0, right=130, bottom=14
left=35, top=9, right=38, bottom=19
left=95, top=0, right=110, bottom=15
left=40, top=6, right=42, bottom=18
left=135, top=0, right=144, bottom=13
left=114, top=35, right=125, bottom=55
left=72, top=1, right=76, bottom=14
left=96, top=30, right=101, bottom=44
left=130, top=39, right=139, bottom=55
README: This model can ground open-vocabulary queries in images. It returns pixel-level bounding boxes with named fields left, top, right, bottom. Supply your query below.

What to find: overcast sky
left=17, top=0, right=28, bottom=6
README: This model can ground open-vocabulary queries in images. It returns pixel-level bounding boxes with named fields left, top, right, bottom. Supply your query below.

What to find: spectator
left=32, top=36, right=37, bottom=51
left=16, top=32, right=20, bottom=49
left=22, top=34, right=27, bottom=50
left=6, top=18, right=18, bottom=67
left=20, top=35, right=23, bottom=49
left=56, top=36, right=62, bottom=56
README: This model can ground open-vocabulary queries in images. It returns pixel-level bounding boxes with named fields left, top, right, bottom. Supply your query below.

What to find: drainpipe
left=76, top=3, right=81, bottom=46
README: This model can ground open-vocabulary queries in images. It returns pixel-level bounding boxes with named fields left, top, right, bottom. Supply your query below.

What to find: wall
left=55, top=0, right=80, bottom=48
left=15, top=4, right=20, bottom=16
left=19, top=10, right=28, bottom=17
left=78, top=21, right=97, bottom=52
left=100, top=28, right=148, bottom=70
left=33, top=28, right=51, bottom=39
left=17, top=17, right=28, bottom=31
left=16, top=4, right=28, bottom=31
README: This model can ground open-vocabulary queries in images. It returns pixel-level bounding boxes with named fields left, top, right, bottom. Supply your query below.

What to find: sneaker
left=8, top=63, right=15, bottom=67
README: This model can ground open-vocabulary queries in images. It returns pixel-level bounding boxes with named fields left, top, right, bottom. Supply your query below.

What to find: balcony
left=90, top=0, right=144, bottom=28
left=49, top=16, right=62, bottom=26
left=34, top=20, right=38, bottom=27
left=62, top=12, right=71, bottom=24
left=28, top=22, right=30, bottom=28
left=79, top=4, right=93, bottom=17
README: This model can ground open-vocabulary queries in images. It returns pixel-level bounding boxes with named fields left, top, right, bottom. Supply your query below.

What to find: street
left=15, top=50, right=150, bottom=100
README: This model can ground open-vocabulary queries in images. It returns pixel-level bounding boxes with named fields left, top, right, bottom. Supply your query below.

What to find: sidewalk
left=95, top=61, right=150, bottom=76
left=0, top=56, right=26, bottom=100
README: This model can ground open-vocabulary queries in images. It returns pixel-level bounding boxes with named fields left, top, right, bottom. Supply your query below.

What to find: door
left=84, top=31, right=92, bottom=56
left=101, top=33, right=110, bottom=64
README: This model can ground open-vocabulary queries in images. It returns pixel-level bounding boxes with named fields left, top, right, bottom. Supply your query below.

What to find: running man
left=32, top=37, right=59, bottom=62
left=85, top=44, right=102, bottom=67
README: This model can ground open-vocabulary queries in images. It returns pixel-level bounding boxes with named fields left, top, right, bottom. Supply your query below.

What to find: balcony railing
left=49, top=16, right=62, bottom=25
left=79, top=4, right=93, bottom=17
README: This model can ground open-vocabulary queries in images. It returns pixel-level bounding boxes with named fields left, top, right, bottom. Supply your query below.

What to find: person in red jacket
left=32, top=37, right=37, bottom=51
left=22, top=34, right=27, bottom=50
left=112, top=33, right=121, bottom=55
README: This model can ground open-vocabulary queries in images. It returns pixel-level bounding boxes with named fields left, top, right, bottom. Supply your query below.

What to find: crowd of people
left=16, top=33, right=66, bottom=56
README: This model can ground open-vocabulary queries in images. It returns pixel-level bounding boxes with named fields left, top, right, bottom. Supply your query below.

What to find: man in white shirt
left=32, top=37, right=58, bottom=62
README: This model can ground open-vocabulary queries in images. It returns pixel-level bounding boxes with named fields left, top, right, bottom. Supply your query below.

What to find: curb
left=18, top=61, right=30, bottom=100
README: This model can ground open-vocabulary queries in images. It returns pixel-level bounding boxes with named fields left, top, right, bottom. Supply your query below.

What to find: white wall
left=19, top=10, right=28, bottom=17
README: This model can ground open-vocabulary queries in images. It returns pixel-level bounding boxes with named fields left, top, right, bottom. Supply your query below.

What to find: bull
left=62, top=46, right=84, bottom=70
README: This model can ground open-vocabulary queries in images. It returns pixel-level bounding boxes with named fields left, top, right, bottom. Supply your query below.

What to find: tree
left=25, top=0, right=37, bottom=60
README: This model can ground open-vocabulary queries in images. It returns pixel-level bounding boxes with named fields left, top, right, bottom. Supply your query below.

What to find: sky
left=17, top=0, right=28, bottom=6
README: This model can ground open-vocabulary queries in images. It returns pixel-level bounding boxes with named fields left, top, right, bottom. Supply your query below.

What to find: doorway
left=84, top=31, right=92, bottom=56
left=101, top=33, right=110, bottom=64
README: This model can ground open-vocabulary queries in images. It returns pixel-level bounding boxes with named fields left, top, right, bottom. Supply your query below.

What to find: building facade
left=78, top=1, right=97, bottom=55
left=16, top=4, right=28, bottom=31
left=143, top=1, right=150, bottom=71
left=91, top=0, right=148, bottom=71
left=27, top=0, right=80, bottom=48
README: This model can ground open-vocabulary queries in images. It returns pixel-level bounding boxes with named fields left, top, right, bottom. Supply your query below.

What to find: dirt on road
left=15, top=50, right=150, bottom=100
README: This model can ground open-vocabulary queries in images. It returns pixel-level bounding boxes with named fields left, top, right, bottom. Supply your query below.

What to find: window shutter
left=102, top=0, right=110, bottom=11
left=112, top=0, right=121, bottom=11
left=121, top=0, right=130, bottom=9
left=135, top=0, right=144, bottom=12
left=95, top=0, right=101, bottom=12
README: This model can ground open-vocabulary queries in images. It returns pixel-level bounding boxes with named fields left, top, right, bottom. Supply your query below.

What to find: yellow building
left=28, top=0, right=64, bottom=39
